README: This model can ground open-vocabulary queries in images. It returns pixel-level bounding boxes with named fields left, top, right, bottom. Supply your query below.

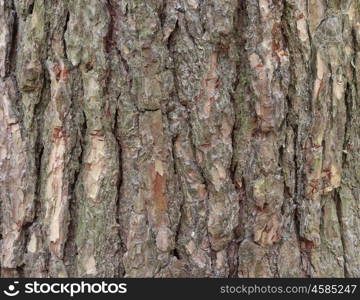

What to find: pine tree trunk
left=1, top=0, right=360, bottom=278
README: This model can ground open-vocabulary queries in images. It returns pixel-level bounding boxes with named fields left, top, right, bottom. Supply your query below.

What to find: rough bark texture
left=1, top=0, right=360, bottom=278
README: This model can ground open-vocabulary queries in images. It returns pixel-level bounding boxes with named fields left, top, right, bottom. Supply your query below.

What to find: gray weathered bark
left=1, top=0, right=360, bottom=277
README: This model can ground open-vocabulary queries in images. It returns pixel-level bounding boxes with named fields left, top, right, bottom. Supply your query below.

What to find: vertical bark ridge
left=1, top=0, right=46, bottom=277
left=65, top=0, right=122, bottom=277
left=336, top=0, right=360, bottom=277
left=232, top=0, right=302, bottom=277
left=283, top=0, right=358, bottom=277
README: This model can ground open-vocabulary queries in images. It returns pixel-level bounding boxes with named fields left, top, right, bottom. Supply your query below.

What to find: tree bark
left=0, top=0, right=360, bottom=278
